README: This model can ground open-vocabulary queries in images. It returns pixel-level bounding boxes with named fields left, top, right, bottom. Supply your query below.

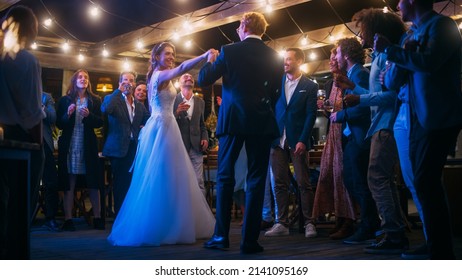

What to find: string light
left=89, top=6, right=100, bottom=18
left=123, top=58, right=131, bottom=70
left=43, top=18, right=53, bottom=27
left=30, top=0, right=356, bottom=74
left=62, top=40, right=70, bottom=51
left=174, top=80, right=180, bottom=89
left=329, top=34, right=336, bottom=42
left=136, top=39, right=143, bottom=50
left=309, top=52, right=317, bottom=60
left=278, top=48, right=286, bottom=57
left=172, top=30, right=180, bottom=41
left=102, top=44, right=109, bottom=57
left=383, top=6, right=389, bottom=13
left=265, top=0, right=273, bottom=13
left=301, top=35, right=308, bottom=46
left=31, top=42, right=38, bottom=50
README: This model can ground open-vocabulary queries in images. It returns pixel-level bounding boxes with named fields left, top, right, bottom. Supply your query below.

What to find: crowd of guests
left=1, top=0, right=461, bottom=260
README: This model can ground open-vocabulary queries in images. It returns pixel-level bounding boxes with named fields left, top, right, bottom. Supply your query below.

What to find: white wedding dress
left=108, top=71, right=215, bottom=246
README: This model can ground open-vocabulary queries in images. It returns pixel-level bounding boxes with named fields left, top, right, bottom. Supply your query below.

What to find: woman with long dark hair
left=56, top=69, right=104, bottom=231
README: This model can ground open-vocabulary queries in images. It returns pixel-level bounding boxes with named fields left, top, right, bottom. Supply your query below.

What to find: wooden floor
left=30, top=217, right=462, bottom=260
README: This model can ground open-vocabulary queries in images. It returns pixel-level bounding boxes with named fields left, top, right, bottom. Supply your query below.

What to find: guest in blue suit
left=375, top=0, right=462, bottom=259
left=198, top=12, right=283, bottom=254
left=330, top=37, right=380, bottom=244
left=264, top=48, right=318, bottom=239
left=101, top=71, right=150, bottom=216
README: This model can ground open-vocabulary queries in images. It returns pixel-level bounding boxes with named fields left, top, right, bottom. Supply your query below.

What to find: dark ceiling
left=1, top=0, right=455, bottom=76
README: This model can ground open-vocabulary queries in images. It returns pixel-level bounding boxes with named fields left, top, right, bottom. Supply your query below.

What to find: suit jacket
left=335, top=64, right=371, bottom=147
left=42, top=92, right=56, bottom=151
left=386, top=11, right=462, bottom=130
left=173, top=94, right=208, bottom=153
left=101, top=89, right=150, bottom=158
left=273, top=75, right=318, bottom=149
left=198, top=37, right=283, bottom=138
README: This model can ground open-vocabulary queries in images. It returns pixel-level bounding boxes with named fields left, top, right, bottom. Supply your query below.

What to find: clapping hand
left=67, top=104, right=76, bottom=116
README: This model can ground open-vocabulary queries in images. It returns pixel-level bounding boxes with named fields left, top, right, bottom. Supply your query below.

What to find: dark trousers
left=342, top=136, right=379, bottom=234
left=270, top=143, right=314, bottom=226
left=214, top=134, right=272, bottom=246
left=410, top=118, right=460, bottom=259
left=109, top=140, right=137, bottom=216
left=42, top=144, right=59, bottom=220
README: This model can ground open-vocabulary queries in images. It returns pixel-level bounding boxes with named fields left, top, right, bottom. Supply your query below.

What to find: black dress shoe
left=204, top=235, right=229, bottom=250
left=43, top=219, right=62, bottom=232
left=240, top=242, right=264, bottom=254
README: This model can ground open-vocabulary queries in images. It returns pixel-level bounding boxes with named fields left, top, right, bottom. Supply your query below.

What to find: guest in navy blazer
left=375, top=0, right=462, bottom=259
left=198, top=12, right=283, bottom=254
left=101, top=71, right=150, bottom=216
left=264, top=48, right=318, bottom=239
left=330, top=38, right=380, bottom=244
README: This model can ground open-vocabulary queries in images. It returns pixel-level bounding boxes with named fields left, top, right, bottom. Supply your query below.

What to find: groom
left=198, top=12, right=283, bottom=254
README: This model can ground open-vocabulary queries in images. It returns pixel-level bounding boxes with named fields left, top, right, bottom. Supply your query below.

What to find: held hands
left=205, top=48, right=219, bottom=63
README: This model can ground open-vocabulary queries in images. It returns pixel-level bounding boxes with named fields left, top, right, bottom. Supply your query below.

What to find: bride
left=108, top=42, right=217, bottom=246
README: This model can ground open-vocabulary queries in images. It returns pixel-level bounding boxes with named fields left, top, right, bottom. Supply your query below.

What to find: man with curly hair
left=330, top=37, right=380, bottom=245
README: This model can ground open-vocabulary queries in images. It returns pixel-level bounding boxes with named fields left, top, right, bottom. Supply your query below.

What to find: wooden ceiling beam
left=0, top=0, right=20, bottom=12
left=89, top=0, right=311, bottom=56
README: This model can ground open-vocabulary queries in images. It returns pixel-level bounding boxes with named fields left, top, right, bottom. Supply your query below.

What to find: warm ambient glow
left=89, top=6, right=100, bottom=18
left=96, top=77, right=113, bottom=92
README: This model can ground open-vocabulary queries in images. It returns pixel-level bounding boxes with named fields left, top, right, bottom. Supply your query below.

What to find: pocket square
left=299, top=90, right=306, bottom=93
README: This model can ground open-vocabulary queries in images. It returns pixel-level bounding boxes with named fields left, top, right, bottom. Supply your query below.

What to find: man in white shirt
left=264, top=48, right=318, bottom=239
left=173, top=73, right=208, bottom=196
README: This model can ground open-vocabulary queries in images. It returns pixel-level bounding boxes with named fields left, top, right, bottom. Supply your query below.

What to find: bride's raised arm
left=157, top=48, right=217, bottom=85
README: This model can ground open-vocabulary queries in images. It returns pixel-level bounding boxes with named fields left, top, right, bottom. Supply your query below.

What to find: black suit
left=198, top=37, right=283, bottom=248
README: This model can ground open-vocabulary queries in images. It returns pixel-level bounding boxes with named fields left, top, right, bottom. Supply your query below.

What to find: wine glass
left=317, top=89, right=326, bottom=100
left=323, top=99, right=334, bottom=113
